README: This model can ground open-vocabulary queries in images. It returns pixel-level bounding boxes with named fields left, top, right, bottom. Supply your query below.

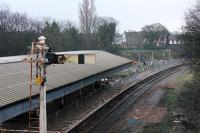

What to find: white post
left=40, top=85, right=47, bottom=133
left=38, top=36, right=47, bottom=133
left=163, top=50, right=165, bottom=60
left=151, top=51, right=154, bottom=66
left=139, top=52, right=141, bottom=63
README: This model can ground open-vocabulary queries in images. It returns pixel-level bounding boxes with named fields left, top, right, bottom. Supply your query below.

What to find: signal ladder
left=28, top=47, right=41, bottom=132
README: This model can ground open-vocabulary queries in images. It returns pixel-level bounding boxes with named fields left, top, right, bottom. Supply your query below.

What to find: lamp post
left=151, top=50, right=154, bottom=66
left=163, top=50, right=165, bottom=60
left=138, top=51, right=141, bottom=63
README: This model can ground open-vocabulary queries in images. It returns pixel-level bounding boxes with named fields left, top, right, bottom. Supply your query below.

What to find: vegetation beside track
left=143, top=70, right=200, bottom=133
left=119, top=48, right=182, bottom=61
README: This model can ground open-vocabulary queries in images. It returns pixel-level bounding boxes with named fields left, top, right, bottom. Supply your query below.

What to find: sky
left=0, top=0, right=195, bottom=33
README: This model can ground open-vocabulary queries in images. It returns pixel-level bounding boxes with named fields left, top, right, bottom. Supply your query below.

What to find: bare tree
left=79, top=0, right=96, bottom=34
left=95, top=17, right=118, bottom=28
left=0, top=2, right=11, bottom=32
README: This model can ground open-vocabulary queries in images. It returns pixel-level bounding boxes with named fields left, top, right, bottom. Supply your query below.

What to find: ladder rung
left=31, top=101, right=40, bottom=103
left=31, top=108, right=39, bottom=111
left=31, top=109, right=39, bottom=112
left=30, top=127, right=39, bottom=129
left=31, top=122, right=39, bottom=125
left=30, top=111, right=40, bottom=115
left=30, top=118, right=39, bottom=120
left=30, top=108, right=39, bottom=111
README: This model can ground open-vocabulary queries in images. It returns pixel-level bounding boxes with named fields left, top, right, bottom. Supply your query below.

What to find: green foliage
left=0, top=32, right=38, bottom=56
left=163, top=90, right=178, bottom=111
left=42, top=21, right=62, bottom=51
left=96, top=22, right=116, bottom=51
left=62, top=26, right=80, bottom=51
left=143, top=88, right=177, bottom=133
left=0, top=2, right=118, bottom=57
left=143, top=122, right=171, bottom=133
left=143, top=71, right=200, bottom=133
left=182, top=0, right=200, bottom=59
left=142, top=23, right=169, bottom=48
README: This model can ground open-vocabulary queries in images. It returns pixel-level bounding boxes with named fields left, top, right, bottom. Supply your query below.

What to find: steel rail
left=90, top=66, right=189, bottom=133
left=68, top=65, right=188, bottom=133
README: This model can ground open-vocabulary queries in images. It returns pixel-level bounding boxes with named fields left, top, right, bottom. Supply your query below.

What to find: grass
left=143, top=89, right=176, bottom=133
left=143, top=122, right=171, bottom=133
left=120, top=49, right=171, bottom=60
left=119, top=48, right=183, bottom=59
left=143, top=69, right=200, bottom=133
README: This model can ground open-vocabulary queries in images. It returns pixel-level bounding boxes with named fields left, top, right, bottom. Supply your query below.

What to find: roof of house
left=169, top=35, right=177, bottom=40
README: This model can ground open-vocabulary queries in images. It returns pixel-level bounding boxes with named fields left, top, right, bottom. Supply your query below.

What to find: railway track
left=68, top=64, right=189, bottom=133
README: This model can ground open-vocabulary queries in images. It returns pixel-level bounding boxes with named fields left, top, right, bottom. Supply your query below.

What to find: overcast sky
left=0, top=0, right=195, bottom=33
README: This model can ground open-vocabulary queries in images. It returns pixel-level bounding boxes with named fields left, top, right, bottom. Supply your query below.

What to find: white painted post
left=163, top=50, right=165, bottom=60
left=40, top=85, right=47, bottom=133
left=152, top=51, right=154, bottom=61
left=38, top=36, right=47, bottom=133
left=151, top=51, right=154, bottom=66
left=138, top=51, right=141, bottom=72
left=139, top=51, right=141, bottom=63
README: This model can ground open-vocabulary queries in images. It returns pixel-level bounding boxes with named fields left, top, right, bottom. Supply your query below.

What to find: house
left=113, top=33, right=127, bottom=48
left=124, top=31, right=144, bottom=48
left=168, top=34, right=182, bottom=45
left=156, top=35, right=168, bottom=47
left=123, top=31, right=182, bottom=48
left=157, top=33, right=183, bottom=47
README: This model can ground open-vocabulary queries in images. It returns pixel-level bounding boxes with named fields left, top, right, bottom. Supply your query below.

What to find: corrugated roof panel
left=0, top=51, right=130, bottom=108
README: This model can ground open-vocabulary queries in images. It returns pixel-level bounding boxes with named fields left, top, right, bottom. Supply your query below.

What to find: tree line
left=141, top=23, right=169, bottom=49
left=182, top=0, right=200, bottom=60
left=0, top=0, right=118, bottom=57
